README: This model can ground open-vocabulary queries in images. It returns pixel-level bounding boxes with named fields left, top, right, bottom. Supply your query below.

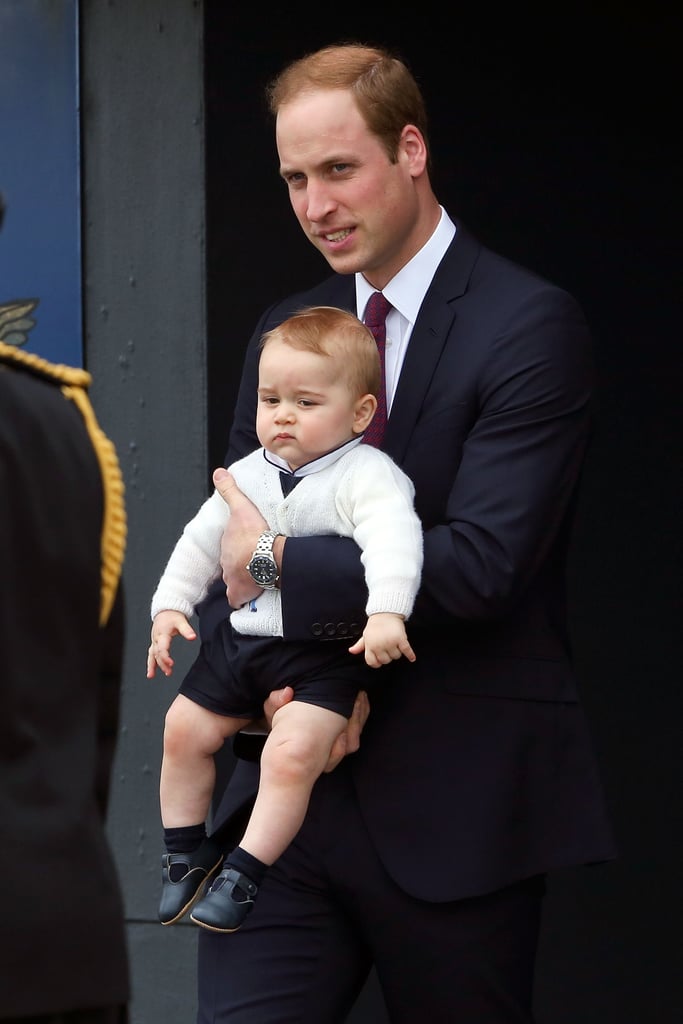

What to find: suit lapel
left=311, top=226, right=481, bottom=465
left=385, top=226, right=481, bottom=463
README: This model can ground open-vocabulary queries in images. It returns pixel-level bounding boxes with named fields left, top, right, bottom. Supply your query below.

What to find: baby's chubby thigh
left=163, top=692, right=243, bottom=760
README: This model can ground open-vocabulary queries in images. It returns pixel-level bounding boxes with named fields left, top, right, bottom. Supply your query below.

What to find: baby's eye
left=261, top=396, right=279, bottom=405
left=298, top=399, right=316, bottom=407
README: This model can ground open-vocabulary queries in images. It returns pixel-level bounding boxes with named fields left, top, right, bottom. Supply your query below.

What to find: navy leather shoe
left=159, top=838, right=223, bottom=925
left=190, top=866, right=258, bottom=932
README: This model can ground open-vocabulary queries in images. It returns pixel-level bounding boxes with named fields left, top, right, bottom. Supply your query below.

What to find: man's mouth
left=324, top=228, right=352, bottom=243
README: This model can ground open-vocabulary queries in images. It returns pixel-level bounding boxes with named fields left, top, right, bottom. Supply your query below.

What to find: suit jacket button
left=311, top=622, right=323, bottom=637
left=337, top=622, right=348, bottom=636
left=324, top=622, right=336, bottom=637
left=349, top=622, right=361, bottom=637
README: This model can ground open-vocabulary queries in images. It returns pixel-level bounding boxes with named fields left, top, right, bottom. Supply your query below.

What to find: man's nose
left=306, top=179, right=336, bottom=222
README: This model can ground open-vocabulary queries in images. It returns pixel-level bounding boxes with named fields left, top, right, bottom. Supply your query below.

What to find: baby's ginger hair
left=260, top=306, right=381, bottom=399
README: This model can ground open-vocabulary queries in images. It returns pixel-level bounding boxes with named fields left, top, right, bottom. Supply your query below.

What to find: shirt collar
left=262, top=434, right=363, bottom=478
left=355, top=207, right=456, bottom=324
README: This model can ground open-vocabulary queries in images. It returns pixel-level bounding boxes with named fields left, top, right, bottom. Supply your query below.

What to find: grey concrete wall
left=80, top=2, right=206, bottom=1020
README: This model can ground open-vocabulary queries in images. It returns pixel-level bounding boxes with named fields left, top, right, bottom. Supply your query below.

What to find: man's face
left=276, top=89, right=423, bottom=289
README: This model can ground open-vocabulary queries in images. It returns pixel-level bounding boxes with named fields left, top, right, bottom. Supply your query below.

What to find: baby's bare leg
left=160, top=693, right=243, bottom=827
left=240, top=701, right=347, bottom=865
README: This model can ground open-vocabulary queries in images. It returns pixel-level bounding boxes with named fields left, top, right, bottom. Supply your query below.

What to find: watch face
left=248, top=555, right=278, bottom=586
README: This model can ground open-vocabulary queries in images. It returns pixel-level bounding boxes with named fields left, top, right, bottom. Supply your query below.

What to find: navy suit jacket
left=204, top=222, right=616, bottom=901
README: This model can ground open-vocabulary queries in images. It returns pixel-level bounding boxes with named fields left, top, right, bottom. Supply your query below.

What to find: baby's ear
left=354, top=393, right=378, bottom=433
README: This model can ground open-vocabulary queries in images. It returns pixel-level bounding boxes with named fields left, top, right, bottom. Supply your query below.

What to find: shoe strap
left=219, top=867, right=258, bottom=898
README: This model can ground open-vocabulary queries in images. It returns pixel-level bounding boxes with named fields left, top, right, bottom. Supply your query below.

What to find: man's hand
left=213, top=468, right=269, bottom=607
left=325, top=690, right=370, bottom=771
left=147, top=609, right=196, bottom=678
left=262, top=685, right=296, bottom=728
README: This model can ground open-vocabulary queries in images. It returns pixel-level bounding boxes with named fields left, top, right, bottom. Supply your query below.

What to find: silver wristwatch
left=245, top=531, right=281, bottom=589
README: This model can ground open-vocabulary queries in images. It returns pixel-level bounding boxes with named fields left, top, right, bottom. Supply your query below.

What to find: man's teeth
left=325, top=229, right=351, bottom=242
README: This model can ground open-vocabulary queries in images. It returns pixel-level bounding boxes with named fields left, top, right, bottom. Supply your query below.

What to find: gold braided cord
left=60, top=384, right=127, bottom=625
left=0, top=338, right=91, bottom=387
left=0, top=340, right=127, bottom=625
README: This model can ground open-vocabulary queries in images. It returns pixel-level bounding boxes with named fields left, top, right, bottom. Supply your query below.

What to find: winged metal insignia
left=0, top=298, right=39, bottom=346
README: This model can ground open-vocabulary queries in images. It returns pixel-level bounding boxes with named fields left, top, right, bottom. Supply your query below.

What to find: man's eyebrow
left=279, top=155, right=354, bottom=178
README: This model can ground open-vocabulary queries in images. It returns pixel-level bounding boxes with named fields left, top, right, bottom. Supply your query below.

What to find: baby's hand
left=348, top=612, right=416, bottom=669
left=147, top=610, right=196, bottom=678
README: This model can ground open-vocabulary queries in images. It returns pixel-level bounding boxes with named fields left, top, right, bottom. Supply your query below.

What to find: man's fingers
left=271, top=684, right=295, bottom=710
left=263, top=685, right=295, bottom=727
left=345, top=693, right=364, bottom=752
left=355, top=690, right=370, bottom=729
left=327, top=690, right=370, bottom=769
left=213, top=468, right=239, bottom=508
left=324, top=733, right=347, bottom=772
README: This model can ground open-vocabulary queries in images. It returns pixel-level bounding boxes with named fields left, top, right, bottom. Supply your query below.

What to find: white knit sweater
left=151, top=443, right=423, bottom=638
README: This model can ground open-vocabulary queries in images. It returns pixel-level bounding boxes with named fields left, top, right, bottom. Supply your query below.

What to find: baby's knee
left=263, top=734, right=325, bottom=785
left=163, top=696, right=222, bottom=758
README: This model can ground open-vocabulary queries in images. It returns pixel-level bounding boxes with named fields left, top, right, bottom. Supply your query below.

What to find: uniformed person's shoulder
left=0, top=339, right=127, bottom=626
left=0, top=337, right=91, bottom=388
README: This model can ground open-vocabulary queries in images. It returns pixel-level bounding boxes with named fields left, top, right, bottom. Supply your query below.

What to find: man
left=191, top=44, right=616, bottom=1022
left=0, top=192, right=130, bottom=1023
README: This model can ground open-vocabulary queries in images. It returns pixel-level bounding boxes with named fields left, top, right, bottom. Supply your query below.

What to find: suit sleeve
left=284, top=285, right=593, bottom=636
left=416, top=285, right=594, bottom=624
left=280, top=536, right=367, bottom=640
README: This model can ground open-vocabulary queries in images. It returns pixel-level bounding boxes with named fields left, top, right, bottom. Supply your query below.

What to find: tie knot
left=364, top=292, right=392, bottom=331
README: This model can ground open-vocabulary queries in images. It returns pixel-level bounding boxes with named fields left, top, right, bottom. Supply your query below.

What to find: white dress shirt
left=355, top=207, right=456, bottom=412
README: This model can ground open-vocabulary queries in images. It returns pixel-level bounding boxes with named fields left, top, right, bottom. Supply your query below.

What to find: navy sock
left=225, top=846, right=268, bottom=888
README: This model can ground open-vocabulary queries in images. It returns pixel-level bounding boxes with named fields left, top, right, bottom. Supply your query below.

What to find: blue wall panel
left=0, top=0, right=81, bottom=366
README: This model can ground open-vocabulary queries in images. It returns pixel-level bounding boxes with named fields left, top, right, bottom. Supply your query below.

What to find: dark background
left=203, top=7, right=681, bottom=1021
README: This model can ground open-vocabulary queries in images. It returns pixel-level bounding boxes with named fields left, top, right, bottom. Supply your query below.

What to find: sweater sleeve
left=339, top=454, right=423, bottom=619
left=150, top=490, right=230, bottom=619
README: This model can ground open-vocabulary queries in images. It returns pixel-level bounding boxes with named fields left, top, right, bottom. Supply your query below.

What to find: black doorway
left=204, top=9, right=681, bottom=1021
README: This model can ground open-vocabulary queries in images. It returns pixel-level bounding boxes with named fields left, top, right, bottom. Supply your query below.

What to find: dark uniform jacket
left=0, top=343, right=129, bottom=1017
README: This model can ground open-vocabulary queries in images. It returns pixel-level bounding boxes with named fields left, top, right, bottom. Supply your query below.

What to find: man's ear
left=353, top=393, right=378, bottom=433
left=400, top=124, right=428, bottom=177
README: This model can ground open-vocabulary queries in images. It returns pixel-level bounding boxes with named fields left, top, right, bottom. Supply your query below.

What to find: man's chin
left=319, top=250, right=363, bottom=276
left=310, top=234, right=363, bottom=276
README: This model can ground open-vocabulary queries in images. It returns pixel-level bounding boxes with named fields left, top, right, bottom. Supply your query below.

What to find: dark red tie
left=362, top=291, right=392, bottom=447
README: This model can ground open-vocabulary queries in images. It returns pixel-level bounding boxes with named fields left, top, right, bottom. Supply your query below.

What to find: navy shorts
left=179, top=619, right=374, bottom=720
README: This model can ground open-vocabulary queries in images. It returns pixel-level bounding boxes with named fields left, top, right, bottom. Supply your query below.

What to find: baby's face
left=256, top=339, right=367, bottom=469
